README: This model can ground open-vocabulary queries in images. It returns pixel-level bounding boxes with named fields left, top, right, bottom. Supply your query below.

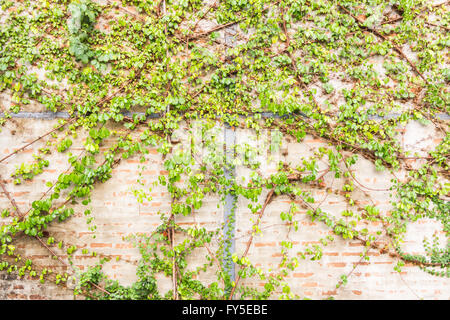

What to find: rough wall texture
left=0, top=116, right=448, bottom=300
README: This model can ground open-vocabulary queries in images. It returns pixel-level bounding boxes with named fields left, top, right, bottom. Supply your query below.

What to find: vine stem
left=339, top=1, right=450, bottom=121
left=0, top=176, right=111, bottom=296
left=105, top=0, right=145, bottom=22
left=333, top=239, right=376, bottom=295
left=170, top=217, right=178, bottom=300
left=0, top=177, right=20, bottom=214
left=168, top=196, right=178, bottom=300
left=187, top=0, right=281, bottom=41
left=0, top=59, right=136, bottom=166
left=160, top=0, right=178, bottom=300
left=190, top=206, right=227, bottom=289
left=0, top=125, right=142, bottom=296
left=425, top=21, right=450, bottom=31
left=381, top=0, right=449, bottom=26
left=0, top=118, right=75, bottom=164
left=342, top=158, right=391, bottom=192
left=167, top=200, right=178, bottom=300
left=381, top=16, right=402, bottom=25
left=9, top=57, right=147, bottom=222
left=353, top=233, right=444, bottom=268
left=203, top=242, right=228, bottom=290
left=337, top=4, right=433, bottom=88
left=296, top=187, right=445, bottom=268
left=191, top=0, right=218, bottom=32
left=228, top=188, right=275, bottom=300
left=191, top=21, right=241, bottom=39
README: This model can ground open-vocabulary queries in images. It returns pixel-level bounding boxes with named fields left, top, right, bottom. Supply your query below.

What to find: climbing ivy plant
left=0, top=0, right=448, bottom=300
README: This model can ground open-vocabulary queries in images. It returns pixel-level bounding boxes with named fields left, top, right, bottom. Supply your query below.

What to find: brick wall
left=0, top=0, right=448, bottom=300
left=0, top=117, right=448, bottom=300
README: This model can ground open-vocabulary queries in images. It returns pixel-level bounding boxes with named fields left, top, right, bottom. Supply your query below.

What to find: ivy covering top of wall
left=0, top=0, right=448, bottom=300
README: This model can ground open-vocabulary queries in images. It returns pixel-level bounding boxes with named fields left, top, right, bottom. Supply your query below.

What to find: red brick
left=293, top=273, right=314, bottom=278
left=342, top=252, right=360, bottom=256
left=349, top=242, right=362, bottom=247
left=327, top=262, right=346, bottom=267
left=272, top=253, right=283, bottom=257
left=78, top=232, right=94, bottom=237
left=90, top=243, right=112, bottom=248
left=352, top=262, right=369, bottom=266
left=126, top=159, right=140, bottom=163
left=302, top=241, right=320, bottom=245
left=255, top=242, right=276, bottom=247
left=7, top=293, right=27, bottom=299
left=139, top=212, right=154, bottom=216
left=322, top=290, right=337, bottom=295
left=12, top=192, right=29, bottom=197
left=303, top=282, right=318, bottom=287
left=115, top=243, right=133, bottom=249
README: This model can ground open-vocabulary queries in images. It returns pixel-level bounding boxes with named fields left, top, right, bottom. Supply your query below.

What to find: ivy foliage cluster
left=0, top=0, right=448, bottom=299
left=67, top=0, right=100, bottom=64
